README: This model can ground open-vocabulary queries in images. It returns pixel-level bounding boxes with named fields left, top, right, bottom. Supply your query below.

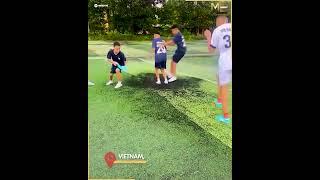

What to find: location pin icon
left=104, top=152, right=116, bottom=168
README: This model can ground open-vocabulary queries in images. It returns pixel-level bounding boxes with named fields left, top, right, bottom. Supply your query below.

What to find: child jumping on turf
left=152, top=32, right=168, bottom=84
left=105, top=41, right=127, bottom=89
left=163, top=25, right=187, bottom=82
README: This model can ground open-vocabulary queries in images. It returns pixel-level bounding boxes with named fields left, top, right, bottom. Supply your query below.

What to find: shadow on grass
left=91, top=73, right=231, bottom=178
left=121, top=73, right=227, bottom=148
left=125, top=73, right=203, bottom=92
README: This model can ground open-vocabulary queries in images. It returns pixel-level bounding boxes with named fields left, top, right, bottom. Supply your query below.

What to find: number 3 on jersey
left=223, top=35, right=231, bottom=48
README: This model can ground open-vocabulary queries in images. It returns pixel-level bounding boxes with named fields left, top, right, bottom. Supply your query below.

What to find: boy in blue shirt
left=163, top=25, right=187, bottom=82
left=152, top=32, right=168, bottom=84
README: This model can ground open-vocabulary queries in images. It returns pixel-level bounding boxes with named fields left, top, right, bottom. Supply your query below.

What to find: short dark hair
left=170, top=24, right=179, bottom=30
left=113, top=41, right=120, bottom=47
left=154, top=31, right=160, bottom=35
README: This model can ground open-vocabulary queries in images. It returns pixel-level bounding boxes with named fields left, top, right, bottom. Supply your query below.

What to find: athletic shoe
left=88, top=81, right=95, bottom=86
left=156, top=79, right=161, bottom=85
left=106, top=81, right=113, bottom=85
left=215, top=114, right=230, bottom=123
left=213, top=98, right=222, bottom=108
left=115, top=82, right=122, bottom=89
left=168, top=76, right=177, bottom=82
left=167, top=72, right=173, bottom=79
left=164, top=79, right=168, bottom=84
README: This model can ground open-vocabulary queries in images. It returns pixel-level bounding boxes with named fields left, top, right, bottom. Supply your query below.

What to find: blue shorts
left=173, top=51, right=186, bottom=63
left=110, top=65, right=121, bottom=74
left=155, top=61, right=166, bottom=69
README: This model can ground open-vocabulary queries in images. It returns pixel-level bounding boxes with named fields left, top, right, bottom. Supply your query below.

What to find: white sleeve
left=210, top=30, right=219, bottom=48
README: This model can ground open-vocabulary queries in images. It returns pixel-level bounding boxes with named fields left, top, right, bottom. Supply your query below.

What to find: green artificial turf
left=89, top=40, right=232, bottom=179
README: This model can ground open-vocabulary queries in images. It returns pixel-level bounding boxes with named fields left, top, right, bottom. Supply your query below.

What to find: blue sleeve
left=172, top=34, right=180, bottom=44
left=152, top=39, right=155, bottom=48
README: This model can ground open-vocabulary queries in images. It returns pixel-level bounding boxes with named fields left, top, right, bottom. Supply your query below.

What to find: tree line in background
left=88, top=0, right=230, bottom=40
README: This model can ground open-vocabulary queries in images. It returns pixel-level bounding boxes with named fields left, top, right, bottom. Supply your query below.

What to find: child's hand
left=204, top=29, right=211, bottom=40
left=163, top=40, right=167, bottom=46
left=113, top=61, right=119, bottom=66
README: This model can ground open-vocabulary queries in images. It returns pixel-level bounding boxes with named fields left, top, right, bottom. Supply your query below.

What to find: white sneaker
left=115, top=82, right=123, bottom=89
left=168, top=76, right=177, bottom=82
left=88, top=81, right=95, bottom=86
left=167, top=73, right=173, bottom=79
left=156, top=79, right=161, bottom=84
left=106, top=80, right=113, bottom=85
left=164, top=79, right=168, bottom=84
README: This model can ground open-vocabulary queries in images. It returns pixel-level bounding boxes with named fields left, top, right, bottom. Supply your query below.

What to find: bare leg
left=216, top=73, right=222, bottom=102
left=115, top=69, right=122, bottom=82
left=170, top=60, right=177, bottom=77
left=221, top=84, right=229, bottom=117
left=155, top=68, right=160, bottom=80
left=161, top=69, right=167, bottom=80
left=109, top=74, right=113, bottom=81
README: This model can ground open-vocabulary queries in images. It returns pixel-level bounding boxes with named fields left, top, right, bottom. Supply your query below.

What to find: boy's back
left=152, top=37, right=167, bottom=63
left=211, top=23, right=231, bottom=71
left=173, top=32, right=186, bottom=53
left=152, top=35, right=168, bottom=84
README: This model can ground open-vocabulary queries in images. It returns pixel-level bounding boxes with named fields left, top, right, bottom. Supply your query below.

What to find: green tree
left=88, top=0, right=109, bottom=32
left=88, top=0, right=229, bottom=36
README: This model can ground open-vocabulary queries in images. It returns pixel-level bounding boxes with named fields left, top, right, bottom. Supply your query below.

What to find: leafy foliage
left=88, top=0, right=229, bottom=39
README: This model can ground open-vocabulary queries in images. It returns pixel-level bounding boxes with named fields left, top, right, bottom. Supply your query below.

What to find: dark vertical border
left=231, top=0, right=317, bottom=179
left=5, top=0, right=89, bottom=179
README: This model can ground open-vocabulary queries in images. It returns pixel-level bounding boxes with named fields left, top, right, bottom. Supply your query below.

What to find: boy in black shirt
left=105, top=41, right=127, bottom=89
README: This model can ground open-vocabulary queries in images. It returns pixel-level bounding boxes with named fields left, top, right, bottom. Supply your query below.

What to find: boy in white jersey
left=204, top=15, right=232, bottom=123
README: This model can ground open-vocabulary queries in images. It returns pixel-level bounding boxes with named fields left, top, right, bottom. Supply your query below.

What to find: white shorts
left=218, top=70, right=232, bottom=86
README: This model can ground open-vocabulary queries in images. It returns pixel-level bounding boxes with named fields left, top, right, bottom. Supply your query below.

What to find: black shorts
left=173, top=51, right=186, bottom=63
left=110, top=65, right=121, bottom=74
left=155, top=61, right=166, bottom=69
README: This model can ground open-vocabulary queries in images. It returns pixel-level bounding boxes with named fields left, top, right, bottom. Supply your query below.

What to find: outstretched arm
left=106, top=50, right=118, bottom=66
left=164, top=39, right=175, bottom=46
left=107, top=58, right=118, bottom=66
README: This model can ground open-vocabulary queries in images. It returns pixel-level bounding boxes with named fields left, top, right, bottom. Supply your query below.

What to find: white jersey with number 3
left=211, top=23, right=232, bottom=71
